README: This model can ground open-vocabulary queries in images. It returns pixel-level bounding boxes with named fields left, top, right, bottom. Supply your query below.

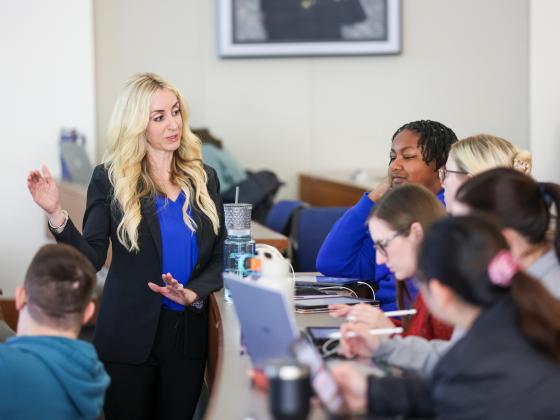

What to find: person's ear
left=409, top=222, right=424, bottom=244
left=426, top=279, right=455, bottom=310
left=15, top=286, right=26, bottom=311
left=82, top=301, right=95, bottom=325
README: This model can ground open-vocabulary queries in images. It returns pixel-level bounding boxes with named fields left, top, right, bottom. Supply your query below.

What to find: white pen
left=346, top=308, right=417, bottom=322
left=328, top=327, right=404, bottom=340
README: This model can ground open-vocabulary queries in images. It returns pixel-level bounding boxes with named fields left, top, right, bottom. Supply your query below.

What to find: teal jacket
left=0, top=336, right=110, bottom=420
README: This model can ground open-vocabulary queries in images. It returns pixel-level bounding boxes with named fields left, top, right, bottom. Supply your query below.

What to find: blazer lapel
left=141, top=196, right=162, bottom=263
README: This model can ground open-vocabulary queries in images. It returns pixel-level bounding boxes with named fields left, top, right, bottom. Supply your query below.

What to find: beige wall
left=0, top=0, right=95, bottom=297
left=530, top=0, right=560, bottom=183
left=95, top=0, right=529, bottom=198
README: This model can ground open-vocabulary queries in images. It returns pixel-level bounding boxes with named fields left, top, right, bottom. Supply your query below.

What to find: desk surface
left=205, top=290, right=343, bottom=420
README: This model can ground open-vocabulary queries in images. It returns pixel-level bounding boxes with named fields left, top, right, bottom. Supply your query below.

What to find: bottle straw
left=235, top=186, right=239, bottom=204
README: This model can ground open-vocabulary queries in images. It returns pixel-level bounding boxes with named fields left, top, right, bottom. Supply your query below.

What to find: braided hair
left=392, top=120, right=458, bottom=170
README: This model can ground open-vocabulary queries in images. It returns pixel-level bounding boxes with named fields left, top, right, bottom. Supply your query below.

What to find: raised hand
left=368, top=176, right=391, bottom=203
left=148, top=273, right=198, bottom=306
left=27, top=165, right=61, bottom=215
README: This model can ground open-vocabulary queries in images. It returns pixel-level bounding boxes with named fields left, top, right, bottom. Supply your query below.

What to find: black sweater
left=368, top=296, right=560, bottom=419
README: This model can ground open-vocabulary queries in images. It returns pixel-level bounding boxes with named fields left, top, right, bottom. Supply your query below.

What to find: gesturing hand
left=148, top=273, right=198, bottom=306
left=27, top=165, right=61, bottom=215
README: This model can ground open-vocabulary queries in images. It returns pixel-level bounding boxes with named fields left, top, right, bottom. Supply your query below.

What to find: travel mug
left=265, top=362, right=311, bottom=420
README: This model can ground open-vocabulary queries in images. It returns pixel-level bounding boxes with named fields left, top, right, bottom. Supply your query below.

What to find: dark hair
left=392, top=120, right=458, bottom=170
left=455, top=167, right=560, bottom=261
left=24, top=244, right=96, bottom=331
left=370, top=184, right=447, bottom=313
left=418, top=216, right=560, bottom=362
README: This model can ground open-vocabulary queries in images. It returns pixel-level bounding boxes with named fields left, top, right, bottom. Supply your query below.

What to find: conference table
left=204, top=290, right=345, bottom=419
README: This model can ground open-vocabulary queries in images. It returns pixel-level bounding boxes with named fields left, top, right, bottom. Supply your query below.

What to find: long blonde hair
left=103, top=73, right=220, bottom=252
left=451, top=134, right=532, bottom=175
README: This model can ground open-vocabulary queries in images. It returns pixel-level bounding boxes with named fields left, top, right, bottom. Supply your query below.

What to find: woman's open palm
left=27, top=165, right=61, bottom=214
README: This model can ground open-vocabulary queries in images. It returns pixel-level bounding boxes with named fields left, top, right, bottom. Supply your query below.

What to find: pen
left=346, top=308, right=417, bottom=322
left=328, top=327, right=404, bottom=340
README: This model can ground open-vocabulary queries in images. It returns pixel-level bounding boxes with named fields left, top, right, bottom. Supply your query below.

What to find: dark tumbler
left=265, top=362, right=311, bottom=420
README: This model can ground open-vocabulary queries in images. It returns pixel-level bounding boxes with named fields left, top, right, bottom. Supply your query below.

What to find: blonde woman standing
left=28, top=73, right=225, bottom=419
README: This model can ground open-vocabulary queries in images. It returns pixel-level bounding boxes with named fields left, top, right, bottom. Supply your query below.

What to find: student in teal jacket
left=0, top=244, right=109, bottom=420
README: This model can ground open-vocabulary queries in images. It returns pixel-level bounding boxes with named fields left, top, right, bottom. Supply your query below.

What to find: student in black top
left=332, top=215, right=560, bottom=419
left=27, top=73, right=225, bottom=420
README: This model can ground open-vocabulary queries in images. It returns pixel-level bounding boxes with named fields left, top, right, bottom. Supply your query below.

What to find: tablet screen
left=307, top=326, right=339, bottom=342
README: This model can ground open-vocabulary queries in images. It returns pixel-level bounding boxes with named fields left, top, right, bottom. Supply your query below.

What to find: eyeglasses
left=438, top=167, right=469, bottom=182
left=373, top=230, right=406, bottom=257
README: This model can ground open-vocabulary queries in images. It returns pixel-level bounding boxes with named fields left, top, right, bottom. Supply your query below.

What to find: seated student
left=331, top=216, right=560, bottom=419
left=335, top=135, right=535, bottom=374
left=332, top=183, right=451, bottom=347
left=455, top=167, right=560, bottom=297
left=440, top=134, right=531, bottom=212
left=0, top=244, right=110, bottom=420
left=316, top=120, right=457, bottom=310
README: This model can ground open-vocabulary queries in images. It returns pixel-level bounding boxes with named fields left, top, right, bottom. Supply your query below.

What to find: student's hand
left=329, top=304, right=353, bottom=318
left=338, top=322, right=382, bottom=358
left=27, top=165, right=62, bottom=216
left=148, top=273, right=198, bottom=305
left=368, top=177, right=391, bottom=203
left=330, top=363, right=367, bottom=413
left=347, top=304, right=395, bottom=329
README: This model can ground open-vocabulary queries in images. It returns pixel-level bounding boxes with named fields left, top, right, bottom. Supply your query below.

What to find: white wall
left=94, top=0, right=529, bottom=199
left=529, top=0, right=560, bottom=183
left=0, top=0, right=95, bottom=297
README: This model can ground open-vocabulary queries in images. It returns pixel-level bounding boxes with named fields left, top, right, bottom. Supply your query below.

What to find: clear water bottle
left=223, top=203, right=256, bottom=302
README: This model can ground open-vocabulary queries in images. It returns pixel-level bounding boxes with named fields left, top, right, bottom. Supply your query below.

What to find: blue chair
left=265, top=200, right=307, bottom=235
left=291, top=207, right=348, bottom=272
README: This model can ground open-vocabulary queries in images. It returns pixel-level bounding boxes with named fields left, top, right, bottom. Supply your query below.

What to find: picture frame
left=217, top=0, right=401, bottom=58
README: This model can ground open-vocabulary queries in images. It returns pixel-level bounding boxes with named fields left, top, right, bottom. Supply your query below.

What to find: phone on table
left=291, top=335, right=346, bottom=417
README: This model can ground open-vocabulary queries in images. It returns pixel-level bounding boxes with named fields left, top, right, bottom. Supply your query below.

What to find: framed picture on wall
left=217, top=0, right=401, bottom=58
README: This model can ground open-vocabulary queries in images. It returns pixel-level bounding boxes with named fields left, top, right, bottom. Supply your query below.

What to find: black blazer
left=368, top=295, right=560, bottom=419
left=52, top=164, right=225, bottom=363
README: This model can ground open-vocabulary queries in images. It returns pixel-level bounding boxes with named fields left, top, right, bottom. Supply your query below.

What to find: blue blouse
left=155, top=192, right=199, bottom=311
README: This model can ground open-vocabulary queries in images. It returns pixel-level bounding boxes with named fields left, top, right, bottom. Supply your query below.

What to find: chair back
left=291, top=207, right=348, bottom=272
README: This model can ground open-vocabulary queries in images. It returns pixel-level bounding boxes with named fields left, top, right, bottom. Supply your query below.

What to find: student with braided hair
left=332, top=216, right=560, bottom=419
left=317, top=120, right=458, bottom=310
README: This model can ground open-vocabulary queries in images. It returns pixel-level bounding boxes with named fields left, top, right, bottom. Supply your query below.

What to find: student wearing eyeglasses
left=331, top=216, right=560, bottom=419
left=331, top=184, right=452, bottom=351
left=335, top=135, right=534, bottom=376
left=316, top=120, right=457, bottom=311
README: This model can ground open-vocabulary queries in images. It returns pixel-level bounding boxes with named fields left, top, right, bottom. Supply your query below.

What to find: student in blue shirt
left=316, top=120, right=457, bottom=310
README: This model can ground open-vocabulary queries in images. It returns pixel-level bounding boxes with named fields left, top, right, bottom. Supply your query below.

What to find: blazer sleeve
left=50, top=165, right=111, bottom=271
left=186, top=166, right=226, bottom=300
